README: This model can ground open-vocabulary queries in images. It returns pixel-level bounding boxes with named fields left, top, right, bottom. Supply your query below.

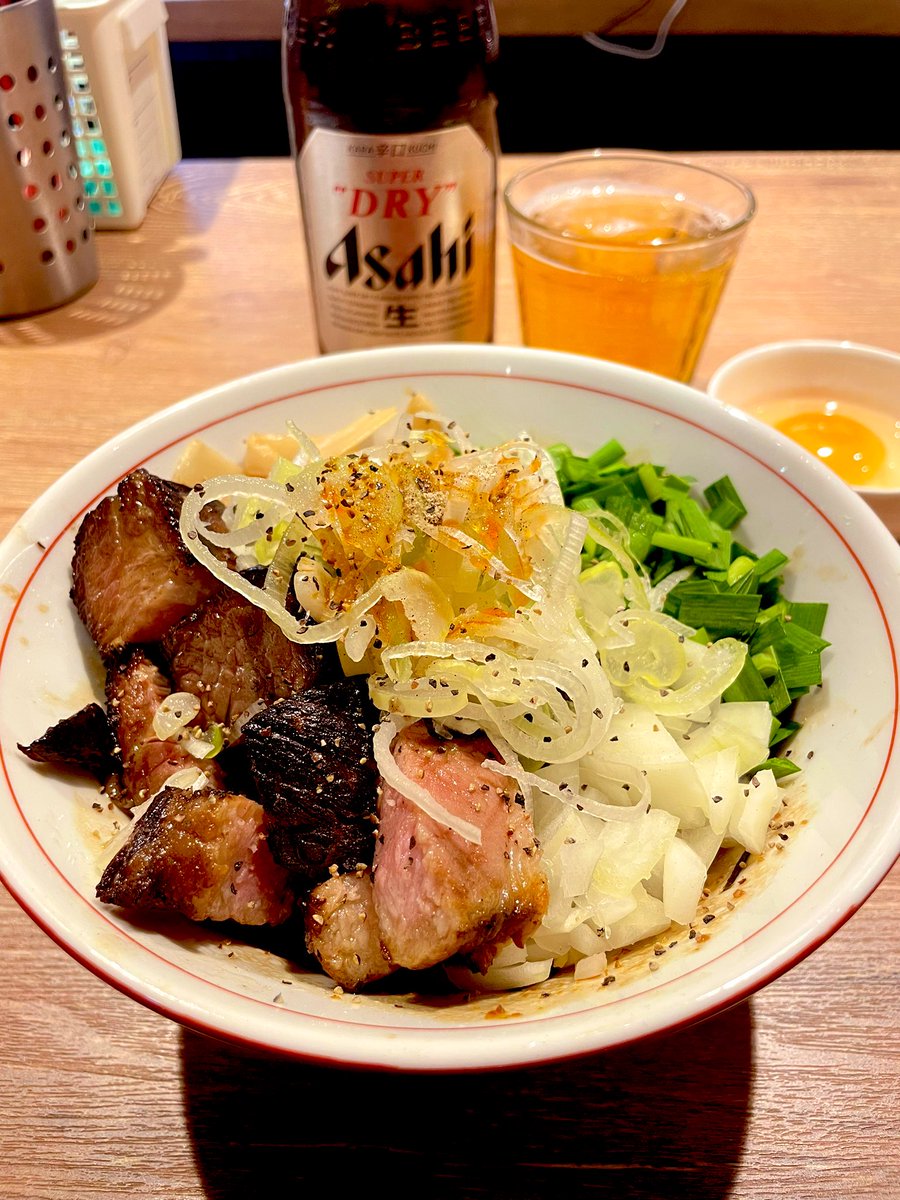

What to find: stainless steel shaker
left=0, top=0, right=98, bottom=317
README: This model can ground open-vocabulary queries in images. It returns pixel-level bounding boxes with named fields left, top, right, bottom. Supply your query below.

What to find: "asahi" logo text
left=325, top=216, right=475, bottom=290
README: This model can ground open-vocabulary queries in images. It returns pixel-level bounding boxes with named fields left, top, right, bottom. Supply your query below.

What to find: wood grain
left=1, top=153, right=899, bottom=1200
left=164, top=0, right=900, bottom=41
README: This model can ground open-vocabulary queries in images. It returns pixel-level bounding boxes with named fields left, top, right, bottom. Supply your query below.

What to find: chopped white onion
left=152, top=692, right=201, bottom=741
left=444, top=957, right=553, bottom=992
left=233, top=699, right=267, bottom=734
left=662, top=837, right=708, bottom=925
left=573, top=951, right=608, bottom=981
left=152, top=767, right=208, bottom=797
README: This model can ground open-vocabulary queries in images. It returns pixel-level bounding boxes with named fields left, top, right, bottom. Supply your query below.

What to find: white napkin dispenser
left=53, top=0, right=181, bottom=229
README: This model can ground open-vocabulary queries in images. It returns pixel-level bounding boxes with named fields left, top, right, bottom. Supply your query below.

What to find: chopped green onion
left=550, top=438, right=830, bottom=776
left=724, top=656, right=771, bottom=704
left=703, top=475, right=748, bottom=529
left=787, top=601, right=829, bottom=636
left=751, top=548, right=789, bottom=584
left=770, top=716, right=801, bottom=746
left=665, top=582, right=761, bottom=635
left=651, top=531, right=715, bottom=561
left=744, top=756, right=802, bottom=781
left=767, top=671, right=793, bottom=715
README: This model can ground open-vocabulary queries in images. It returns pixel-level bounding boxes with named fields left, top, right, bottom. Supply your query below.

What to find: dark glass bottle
left=282, top=0, right=499, bottom=352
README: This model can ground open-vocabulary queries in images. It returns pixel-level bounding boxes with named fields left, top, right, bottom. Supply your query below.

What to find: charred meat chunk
left=18, top=702, right=116, bottom=780
left=305, top=870, right=393, bottom=991
left=372, top=723, right=549, bottom=973
left=107, top=646, right=224, bottom=807
left=71, top=469, right=221, bottom=656
left=161, top=587, right=325, bottom=733
left=242, top=680, right=378, bottom=884
left=97, top=786, right=294, bottom=925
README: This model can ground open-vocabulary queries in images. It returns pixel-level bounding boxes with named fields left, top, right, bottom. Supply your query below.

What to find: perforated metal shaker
left=0, top=0, right=98, bottom=317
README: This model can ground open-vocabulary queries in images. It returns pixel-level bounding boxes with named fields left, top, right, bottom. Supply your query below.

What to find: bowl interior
left=708, top=340, right=900, bottom=432
left=707, top=340, right=900, bottom=538
left=2, top=344, right=900, bottom=1071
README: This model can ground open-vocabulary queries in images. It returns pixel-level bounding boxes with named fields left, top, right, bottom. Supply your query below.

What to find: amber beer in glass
left=282, top=0, right=499, bottom=353
left=504, top=153, right=756, bottom=382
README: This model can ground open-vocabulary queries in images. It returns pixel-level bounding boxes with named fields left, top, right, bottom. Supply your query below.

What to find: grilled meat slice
left=107, top=646, right=223, bottom=807
left=305, top=870, right=393, bottom=990
left=242, top=679, right=379, bottom=883
left=18, top=702, right=116, bottom=780
left=71, top=469, right=221, bottom=656
left=161, top=588, right=325, bottom=733
left=97, top=786, right=294, bottom=925
left=372, top=723, right=549, bottom=973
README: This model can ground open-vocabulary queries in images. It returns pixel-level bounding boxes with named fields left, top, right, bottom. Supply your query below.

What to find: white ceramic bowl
left=2, top=344, right=900, bottom=1072
left=707, top=339, right=900, bottom=537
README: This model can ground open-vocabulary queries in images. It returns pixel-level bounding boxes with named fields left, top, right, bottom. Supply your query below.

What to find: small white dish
left=2, top=343, right=900, bottom=1072
left=708, top=339, right=900, bottom=537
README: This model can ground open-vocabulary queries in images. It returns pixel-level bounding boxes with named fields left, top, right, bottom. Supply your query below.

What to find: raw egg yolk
left=774, top=410, right=886, bottom=487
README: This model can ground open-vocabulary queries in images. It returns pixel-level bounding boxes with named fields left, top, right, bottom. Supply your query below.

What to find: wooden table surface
left=1, top=153, right=899, bottom=1199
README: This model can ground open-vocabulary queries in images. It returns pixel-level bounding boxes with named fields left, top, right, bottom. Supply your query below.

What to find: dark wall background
left=170, top=35, right=898, bottom=157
